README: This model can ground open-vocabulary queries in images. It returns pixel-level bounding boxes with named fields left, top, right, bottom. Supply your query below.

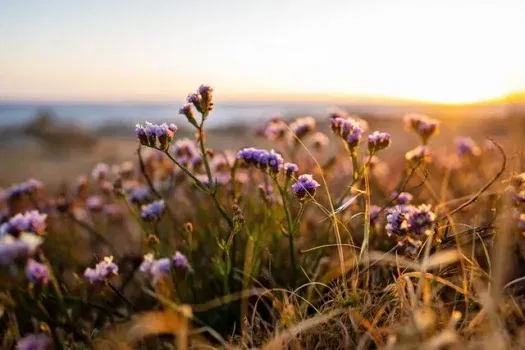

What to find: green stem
left=164, top=151, right=208, bottom=192
left=197, top=122, right=214, bottom=185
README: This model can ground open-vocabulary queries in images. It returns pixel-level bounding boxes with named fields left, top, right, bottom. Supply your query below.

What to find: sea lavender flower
left=284, top=162, right=299, bottom=178
left=0, top=233, right=43, bottom=265
left=84, top=256, right=118, bottom=284
left=4, top=179, right=42, bottom=201
left=129, top=186, right=151, bottom=205
left=172, top=138, right=199, bottom=164
left=141, top=200, right=166, bottom=221
left=179, top=103, right=199, bottom=128
left=385, top=205, right=413, bottom=237
left=404, top=114, right=440, bottom=143
left=405, top=145, right=432, bottom=164
left=92, top=162, right=110, bottom=181
left=1, top=210, right=48, bottom=236
left=187, top=85, right=214, bottom=116
left=393, top=192, right=414, bottom=205
left=310, top=132, right=329, bottom=151
left=407, top=204, right=436, bottom=236
left=135, top=121, right=178, bottom=150
left=370, top=205, right=382, bottom=225
left=368, top=131, right=392, bottom=153
left=236, top=148, right=284, bottom=175
left=289, top=116, right=316, bottom=141
left=25, top=259, right=50, bottom=284
left=330, top=117, right=364, bottom=149
left=85, top=195, right=103, bottom=212
left=291, top=174, right=321, bottom=201
left=172, top=251, right=191, bottom=273
left=456, top=137, right=481, bottom=157
left=151, top=258, right=171, bottom=279
left=139, top=253, right=156, bottom=273
left=16, top=333, right=50, bottom=350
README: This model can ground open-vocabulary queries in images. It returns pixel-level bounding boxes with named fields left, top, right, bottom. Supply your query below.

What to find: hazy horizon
left=2, top=0, right=525, bottom=104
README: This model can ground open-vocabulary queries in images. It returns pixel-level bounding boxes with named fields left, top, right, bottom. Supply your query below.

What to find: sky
left=1, top=0, right=524, bottom=103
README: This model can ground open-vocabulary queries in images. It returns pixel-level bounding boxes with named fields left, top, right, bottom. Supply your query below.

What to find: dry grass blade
left=261, top=309, right=344, bottom=350
left=94, top=309, right=208, bottom=349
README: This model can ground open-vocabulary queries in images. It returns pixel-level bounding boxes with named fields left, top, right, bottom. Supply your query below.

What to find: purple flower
left=311, top=132, right=329, bottom=150
left=172, top=138, right=199, bottom=164
left=152, top=258, right=171, bottom=276
left=284, top=163, right=299, bottom=178
left=179, top=103, right=198, bottom=127
left=262, top=118, right=288, bottom=141
left=92, top=162, right=110, bottom=181
left=289, top=116, right=316, bottom=141
left=135, top=121, right=178, bottom=150
left=85, top=196, right=104, bottom=212
left=4, top=179, right=42, bottom=201
left=291, top=174, right=321, bottom=200
left=172, top=251, right=191, bottom=272
left=385, top=204, right=436, bottom=252
left=16, top=333, right=50, bottom=350
left=407, top=204, right=436, bottom=236
left=139, top=253, right=156, bottom=273
left=0, top=233, right=43, bottom=265
left=367, top=131, right=391, bottom=153
left=84, top=256, right=118, bottom=284
left=393, top=192, right=413, bottom=205
left=25, top=259, right=50, bottom=284
left=404, top=114, right=440, bottom=143
left=129, top=186, right=151, bottom=205
left=405, top=145, right=431, bottom=164
left=385, top=205, right=412, bottom=237
left=141, top=200, right=166, bottom=221
left=1, top=210, right=48, bottom=236
left=456, top=137, right=481, bottom=157
left=236, top=148, right=284, bottom=175
left=198, top=84, right=214, bottom=114
left=330, top=117, right=364, bottom=149
left=370, top=205, right=382, bottom=225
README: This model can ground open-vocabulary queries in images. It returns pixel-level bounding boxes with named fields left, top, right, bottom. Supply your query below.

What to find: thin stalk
left=275, top=179, right=297, bottom=288
left=197, top=122, right=213, bottom=184
left=163, top=151, right=209, bottom=191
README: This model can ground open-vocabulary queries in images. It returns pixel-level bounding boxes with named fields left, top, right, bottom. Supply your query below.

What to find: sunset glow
left=1, top=0, right=524, bottom=104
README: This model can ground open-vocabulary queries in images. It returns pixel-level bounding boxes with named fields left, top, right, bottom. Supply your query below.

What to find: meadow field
left=3, top=85, right=525, bottom=349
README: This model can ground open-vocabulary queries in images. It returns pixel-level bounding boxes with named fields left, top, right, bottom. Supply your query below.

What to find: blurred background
left=1, top=0, right=524, bottom=186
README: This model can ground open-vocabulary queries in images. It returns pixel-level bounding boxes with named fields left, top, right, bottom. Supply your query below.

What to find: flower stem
left=275, top=180, right=297, bottom=288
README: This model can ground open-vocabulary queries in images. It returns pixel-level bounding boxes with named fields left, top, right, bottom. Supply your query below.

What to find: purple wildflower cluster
left=456, top=137, right=481, bottom=157
left=404, top=114, right=440, bottom=144
left=385, top=204, right=436, bottom=254
left=284, top=162, right=299, bottom=178
left=310, top=132, right=329, bottom=150
left=0, top=233, right=44, bottom=265
left=84, top=256, right=119, bottom=284
left=259, top=117, right=288, bottom=141
left=393, top=192, right=414, bottom=205
left=236, top=148, right=284, bottom=175
left=186, top=84, right=214, bottom=117
left=367, top=131, right=392, bottom=153
left=128, top=186, right=152, bottom=205
left=405, top=145, right=432, bottom=165
left=291, top=174, right=321, bottom=201
left=330, top=115, right=365, bottom=149
left=140, top=251, right=191, bottom=282
left=141, top=199, right=166, bottom=221
left=3, top=179, right=42, bottom=201
left=172, top=138, right=200, bottom=167
left=25, top=258, right=50, bottom=284
left=16, top=333, right=50, bottom=350
left=91, top=162, right=110, bottom=181
left=289, top=116, right=316, bottom=141
left=0, top=210, right=48, bottom=236
left=135, top=121, right=178, bottom=150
